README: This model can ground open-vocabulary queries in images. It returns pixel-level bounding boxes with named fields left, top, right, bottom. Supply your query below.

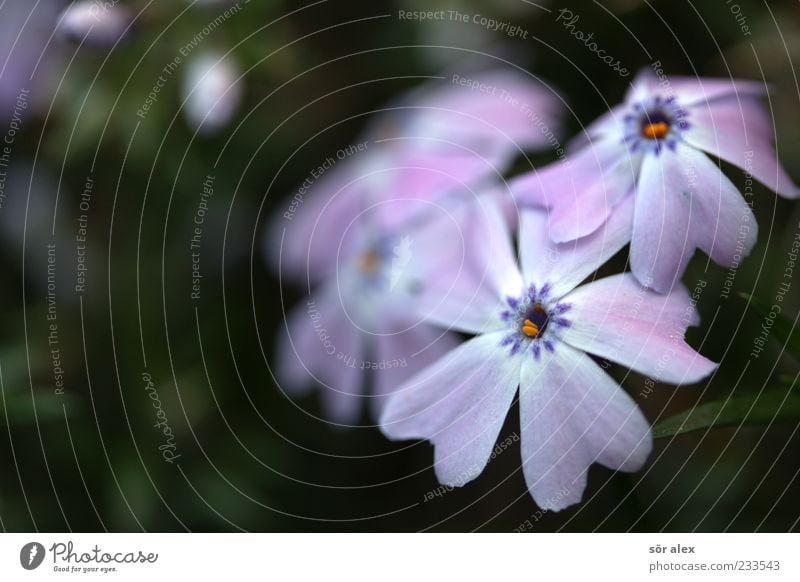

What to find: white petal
left=559, top=273, right=718, bottom=384
left=520, top=344, right=652, bottom=511
left=381, top=332, right=521, bottom=487
left=519, top=197, right=634, bottom=298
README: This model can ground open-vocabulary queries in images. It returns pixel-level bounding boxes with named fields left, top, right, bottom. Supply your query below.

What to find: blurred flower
left=269, top=66, right=563, bottom=284
left=0, top=0, right=62, bottom=117
left=512, top=69, right=798, bottom=292
left=380, top=200, right=717, bottom=510
left=182, top=51, right=243, bottom=135
left=276, top=198, right=463, bottom=424
left=58, top=0, right=132, bottom=46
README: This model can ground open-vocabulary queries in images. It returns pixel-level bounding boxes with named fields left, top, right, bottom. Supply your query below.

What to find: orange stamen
left=358, top=252, right=381, bottom=274
left=521, top=319, right=540, bottom=338
left=642, top=121, right=670, bottom=140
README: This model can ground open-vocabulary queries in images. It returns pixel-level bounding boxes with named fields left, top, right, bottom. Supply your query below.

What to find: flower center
left=357, top=251, right=382, bottom=274
left=500, top=284, right=573, bottom=359
left=521, top=304, right=548, bottom=338
left=641, top=120, right=670, bottom=140
left=640, top=111, right=671, bottom=140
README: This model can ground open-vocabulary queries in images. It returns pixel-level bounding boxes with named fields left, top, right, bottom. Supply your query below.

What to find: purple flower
left=58, top=1, right=132, bottom=46
left=512, top=69, right=798, bottom=292
left=380, top=199, right=717, bottom=510
left=0, top=0, right=61, bottom=117
left=269, top=68, right=563, bottom=284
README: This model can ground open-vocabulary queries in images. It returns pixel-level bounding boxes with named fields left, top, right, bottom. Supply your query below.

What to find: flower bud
left=58, top=0, right=131, bottom=46
left=182, top=52, right=243, bottom=135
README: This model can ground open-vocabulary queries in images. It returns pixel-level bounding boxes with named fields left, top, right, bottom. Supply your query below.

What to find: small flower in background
left=380, top=198, right=717, bottom=510
left=181, top=51, right=243, bottom=136
left=270, top=66, right=563, bottom=284
left=58, top=0, right=132, bottom=46
left=512, top=69, right=798, bottom=293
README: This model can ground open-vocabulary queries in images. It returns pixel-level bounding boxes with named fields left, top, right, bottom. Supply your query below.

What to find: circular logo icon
left=20, top=542, right=46, bottom=570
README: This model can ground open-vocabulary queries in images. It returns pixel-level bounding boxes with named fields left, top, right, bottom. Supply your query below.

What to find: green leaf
left=654, top=385, right=800, bottom=438
left=739, top=292, right=800, bottom=359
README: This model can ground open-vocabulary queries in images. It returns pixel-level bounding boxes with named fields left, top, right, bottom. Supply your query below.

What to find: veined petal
left=520, top=344, right=652, bottom=511
left=568, top=104, right=628, bottom=149
left=412, top=196, right=523, bottom=334
left=510, top=136, right=625, bottom=221
left=371, top=325, right=462, bottom=420
left=519, top=197, right=634, bottom=298
left=684, top=95, right=798, bottom=199
left=380, top=332, right=521, bottom=487
left=548, top=148, right=640, bottom=242
left=625, top=68, right=765, bottom=108
left=676, top=146, right=758, bottom=266
left=630, top=148, right=699, bottom=293
left=559, top=273, right=718, bottom=384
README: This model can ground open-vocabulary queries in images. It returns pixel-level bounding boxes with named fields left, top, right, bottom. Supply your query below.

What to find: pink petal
left=407, top=69, right=563, bottom=151
left=519, top=196, right=634, bottom=298
left=268, top=164, right=368, bottom=284
left=412, top=197, right=522, bottom=334
left=568, top=104, right=627, bottom=151
left=520, top=344, right=652, bottom=511
left=559, top=273, right=718, bottom=384
left=510, top=137, right=628, bottom=232
left=547, top=148, right=640, bottom=242
left=368, top=146, right=511, bottom=232
left=675, top=146, right=758, bottom=266
left=276, top=286, right=365, bottom=424
left=626, top=68, right=765, bottom=108
left=380, top=332, right=521, bottom=487
left=684, top=95, right=798, bottom=199
left=371, top=326, right=462, bottom=420
left=630, top=149, right=699, bottom=293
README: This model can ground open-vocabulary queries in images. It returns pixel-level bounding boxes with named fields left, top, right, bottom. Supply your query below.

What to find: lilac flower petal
left=548, top=147, right=640, bottom=242
left=371, top=326, right=462, bottom=420
left=368, top=146, right=510, bottom=232
left=412, top=197, right=522, bottom=334
left=630, top=149, right=698, bottom=293
left=559, top=273, right=718, bottom=384
left=380, top=332, right=521, bottom=487
left=567, top=104, right=627, bottom=151
left=404, top=69, right=563, bottom=152
left=510, top=136, right=626, bottom=235
left=520, top=344, right=652, bottom=511
left=676, top=146, right=758, bottom=266
left=272, top=144, right=509, bottom=284
left=626, top=68, right=765, bottom=108
left=268, top=164, right=368, bottom=284
left=684, top=95, right=799, bottom=199
left=519, top=197, right=634, bottom=298
left=276, top=286, right=365, bottom=424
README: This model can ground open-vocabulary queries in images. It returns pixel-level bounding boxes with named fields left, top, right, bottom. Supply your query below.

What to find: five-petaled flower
left=380, top=199, right=717, bottom=510
left=512, top=69, right=798, bottom=293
